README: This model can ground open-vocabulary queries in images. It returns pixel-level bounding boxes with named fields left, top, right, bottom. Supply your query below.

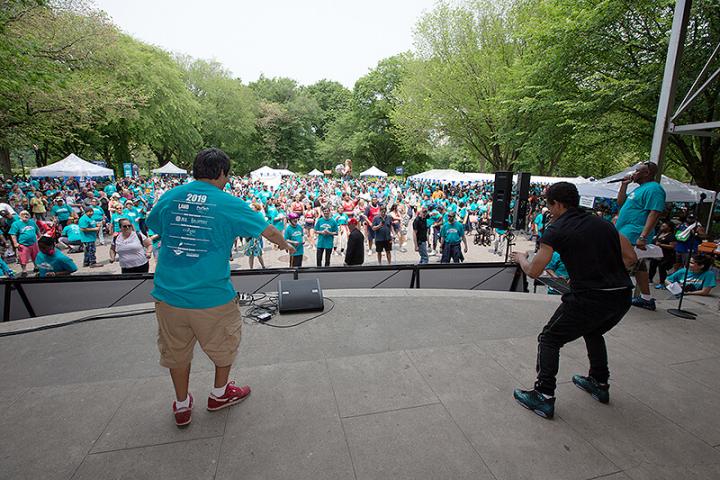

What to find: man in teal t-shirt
left=314, top=206, right=338, bottom=267
left=145, top=148, right=295, bottom=427
left=78, top=207, right=100, bottom=267
left=284, top=213, right=304, bottom=267
left=616, top=162, right=666, bottom=311
left=439, top=212, right=467, bottom=263
left=50, top=198, right=72, bottom=227
left=36, top=236, right=77, bottom=277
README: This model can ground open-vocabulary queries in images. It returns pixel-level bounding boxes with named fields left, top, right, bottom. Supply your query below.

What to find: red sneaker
left=207, top=381, right=251, bottom=411
left=173, top=393, right=193, bottom=427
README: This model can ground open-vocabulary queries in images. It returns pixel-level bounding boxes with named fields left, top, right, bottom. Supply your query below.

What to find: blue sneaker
left=631, top=296, right=656, bottom=311
left=654, top=283, right=664, bottom=290
left=513, top=388, right=555, bottom=419
left=572, top=375, right=610, bottom=404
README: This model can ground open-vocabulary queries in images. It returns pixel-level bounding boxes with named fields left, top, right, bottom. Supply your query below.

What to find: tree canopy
left=0, top=0, right=717, bottom=189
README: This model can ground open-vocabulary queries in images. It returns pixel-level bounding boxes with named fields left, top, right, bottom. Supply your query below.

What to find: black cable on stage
left=2, top=293, right=336, bottom=337
left=239, top=292, right=335, bottom=328
left=0, top=307, right=156, bottom=338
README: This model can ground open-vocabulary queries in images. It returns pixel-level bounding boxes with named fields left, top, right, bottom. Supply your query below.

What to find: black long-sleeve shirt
left=345, top=228, right=365, bottom=265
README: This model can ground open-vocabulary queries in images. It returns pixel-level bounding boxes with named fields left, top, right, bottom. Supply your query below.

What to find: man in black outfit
left=510, top=182, right=637, bottom=419
left=413, top=207, right=429, bottom=264
left=344, top=218, right=364, bottom=266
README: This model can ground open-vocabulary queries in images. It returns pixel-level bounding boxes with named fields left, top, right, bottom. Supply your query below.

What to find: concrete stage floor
left=1, top=289, right=719, bottom=480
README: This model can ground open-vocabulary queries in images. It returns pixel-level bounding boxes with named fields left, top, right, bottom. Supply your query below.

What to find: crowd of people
left=0, top=161, right=716, bottom=303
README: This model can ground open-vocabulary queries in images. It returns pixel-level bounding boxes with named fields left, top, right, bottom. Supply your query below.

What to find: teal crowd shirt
left=146, top=181, right=269, bottom=309
left=314, top=217, right=338, bottom=249
left=78, top=215, right=97, bottom=243
left=666, top=268, right=716, bottom=292
left=9, top=219, right=39, bottom=246
left=284, top=223, right=304, bottom=256
left=50, top=204, right=71, bottom=221
left=62, top=224, right=82, bottom=242
left=440, top=221, right=464, bottom=244
left=36, top=250, right=78, bottom=277
left=615, top=182, right=666, bottom=244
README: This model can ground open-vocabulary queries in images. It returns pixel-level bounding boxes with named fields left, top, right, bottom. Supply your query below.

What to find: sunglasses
left=121, top=224, right=133, bottom=229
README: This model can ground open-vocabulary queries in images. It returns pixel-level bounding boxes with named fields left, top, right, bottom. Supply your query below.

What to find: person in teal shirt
left=9, top=211, right=40, bottom=275
left=122, top=200, right=141, bottom=231
left=314, top=206, right=338, bottom=267
left=36, top=236, right=77, bottom=277
left=0, top=256, right=14, bottom=278
left=145, top=149, right=294, bottom=427
left=90, top=199, right=106, bottom=245
left=59, top=218, right=84, bottom=252
left=284, top=213, right=304, bottom=267
left=50, top=198, right=72, bottom=227
left=439, top=212, right=467, bottom=263
left=78, top=207, right=100, bottom=267
left=665, top=254, right=716, bottom=296
left=616, top=162, right=666, bottom=311
left=334, top=206, right=349, bottom=255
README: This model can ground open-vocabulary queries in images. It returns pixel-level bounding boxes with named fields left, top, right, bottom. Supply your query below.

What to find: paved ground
left=1, top=288, right=719, bottom=480
left=10, top=232, right=534, bottom=276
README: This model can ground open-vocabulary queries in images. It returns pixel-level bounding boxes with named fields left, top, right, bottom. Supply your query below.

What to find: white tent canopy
left=408, top=169, right=465, bottom=183
left=30, top=154, right=114, bottom=178
left=359, top=166, right=387, bottom=178
left=152, top=161, right=187, bottom=175
left=577, top=163, right=716, bottom=203
left=275, top=169, right=296, bottom=176
left=307, top=169, right=324, bottom=177
left=250, top=166, right=282, bottom=179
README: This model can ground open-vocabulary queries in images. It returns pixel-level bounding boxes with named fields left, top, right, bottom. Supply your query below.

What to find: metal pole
left=707, top=191, right=718, bottom=231
left=649, top=0, right=693, bottom=177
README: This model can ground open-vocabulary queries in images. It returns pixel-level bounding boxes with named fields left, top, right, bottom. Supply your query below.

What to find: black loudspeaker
left=491, top=171, right=513, bottom=229
left=278, top=278, right=324, bottom=313
left=513, top=172, right=531, bottom=230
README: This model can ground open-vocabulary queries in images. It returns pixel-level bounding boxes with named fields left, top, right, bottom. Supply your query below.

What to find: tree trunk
left=0, top=147, right=12, bottom=177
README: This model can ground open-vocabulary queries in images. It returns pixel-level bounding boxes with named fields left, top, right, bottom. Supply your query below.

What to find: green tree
left=517, top=0, right=720, bottom=188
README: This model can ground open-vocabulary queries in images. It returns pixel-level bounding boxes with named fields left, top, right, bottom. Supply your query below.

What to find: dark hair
left=38, top=236, right=55, bottom=248
left=545, top=182, right=580, bottom=209
left=643, top=161, right=659, bottom=177
left=691, top=254, right=712, bottom=272
left=193, top=148, right=231, bottom=180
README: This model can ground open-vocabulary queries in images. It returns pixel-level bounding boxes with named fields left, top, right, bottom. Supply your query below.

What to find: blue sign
left=122, top=163, right=134, bottom=178
left=395, top=166, right=405, bottom=175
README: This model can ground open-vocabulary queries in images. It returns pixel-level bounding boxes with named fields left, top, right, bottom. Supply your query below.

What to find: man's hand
left=285, top=243, right=296, bottom=255
left=415, top=246, right=419, bottom=252
left=509, top=251, right=528, bottom=263
left=463, top=245, right=468, bottom=254
left=636, top=237, right=647, bottom=250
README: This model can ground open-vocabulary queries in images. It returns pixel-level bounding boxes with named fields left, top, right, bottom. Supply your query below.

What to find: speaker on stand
left=491, top=171, right=515, bottom=262
left=513, top=172, right=531, bottom=231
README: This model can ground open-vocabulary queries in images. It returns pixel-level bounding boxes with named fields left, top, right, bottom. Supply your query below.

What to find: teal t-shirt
left=62, top=224, right=82, bottom=242
left=123, top=209, right=140, bottom=230
left=546, top=251, right=568, bottom=278
left=314, top=217, right=338, bottom=249
left=284, top=223, right=304, bottom=256
left=615, top=182, right=666, bottom=244
left=666, top=269, right=716, bottom=292
left=50, top=204, right=72, bottom=221
left=9, top=219, right=39, bottom=246
left=77, top=215, right=97, bottom=243
left=440, top=221, right=464, bottom=244
left=91, top=206, right=105, bottom=222
left=146, top=180, right=269, bottom=309
left=336, top=213, right=349, bottom=226
left=111, top=212, right=127, bottom=232
left=36, top=250, right=78, bottom=277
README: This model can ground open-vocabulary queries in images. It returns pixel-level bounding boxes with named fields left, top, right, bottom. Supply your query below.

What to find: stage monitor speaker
left=278, top=278, right=324, bottom=314
left=513, top=172, right=531, bottom=230
left=491, top=171, right=513, bottom=229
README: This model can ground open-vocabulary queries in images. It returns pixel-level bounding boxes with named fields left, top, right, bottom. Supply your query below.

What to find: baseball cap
left=288, top=212, right=300, bottom=220
left=348, top=218, right=359, bottom=226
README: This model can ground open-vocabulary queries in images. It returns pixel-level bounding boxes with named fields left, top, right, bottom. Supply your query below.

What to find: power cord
left=0, top=307, right=155, bottom=337
left=238, top=292, right=335, bottom=328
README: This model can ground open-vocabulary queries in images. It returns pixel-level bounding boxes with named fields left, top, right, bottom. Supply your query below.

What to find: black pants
left=535, top=288, right=631, bottom=396
left=121, top=262, right=149, bottom=274
left=649, top=256, right=674, bottom=284
left=290, top=255, right=303, bottom=267
left=316, top=248, right=331, bottom=267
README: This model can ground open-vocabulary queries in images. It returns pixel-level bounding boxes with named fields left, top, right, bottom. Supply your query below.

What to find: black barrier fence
left=1, top=263, right=526, bottom=322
